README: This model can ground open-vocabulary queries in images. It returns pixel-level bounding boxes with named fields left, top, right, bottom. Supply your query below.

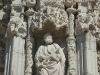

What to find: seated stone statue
left=35, top=32, right=66, bottom=75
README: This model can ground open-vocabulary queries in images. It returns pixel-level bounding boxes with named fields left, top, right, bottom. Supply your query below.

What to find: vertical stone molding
left=25, top=0, right=36, bottom=75
left=66, top=7, right=77, bottom=75
left=25, top=38, right=34, bottom=75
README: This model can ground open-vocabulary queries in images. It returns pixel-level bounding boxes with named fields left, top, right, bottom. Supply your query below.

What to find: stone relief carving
left=67, top=38, right=76, bottom=68
left=66, top=6, right=77, bottom=75
left=0, top=0, right=100, bottom=75
left=75, top=0, right=100, bottom=36
left=25, top=38, right=34, bottom=75
left=75, top=13, right=96, bottom=36
left=7, top=15, right=27, bottom=38
left=35, top=32, right=66, bottom=75
left=32, top=0, right=68, bottom=30
left=67, top=38, right=76, bottom=75
left=4, top=0, right=27, bottom=75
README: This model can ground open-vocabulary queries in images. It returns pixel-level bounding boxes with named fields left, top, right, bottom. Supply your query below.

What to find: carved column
left=66, top=7, right=77, bottom=75
left=25, top=0, right=36, bottom=75
left=25, top=16, right=34, bottom=75
left=25, top=38, right=34, bottom=75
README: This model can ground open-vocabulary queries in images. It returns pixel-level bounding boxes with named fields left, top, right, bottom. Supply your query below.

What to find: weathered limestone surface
left=0, top=0, right=100, bottom=75
left=35, top=32, right=66, bottom=75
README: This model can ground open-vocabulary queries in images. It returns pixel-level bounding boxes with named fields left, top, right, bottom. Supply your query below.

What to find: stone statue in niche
left=35, top=32, right=66, bottom=75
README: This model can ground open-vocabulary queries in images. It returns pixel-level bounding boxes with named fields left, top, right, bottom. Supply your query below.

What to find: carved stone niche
left=33, top=0, right=68, bottom=30
left=32, top=21, right=68, bottom=75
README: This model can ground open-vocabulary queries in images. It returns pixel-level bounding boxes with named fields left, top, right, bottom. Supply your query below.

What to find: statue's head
left=43, top=32, right=53, bottom=44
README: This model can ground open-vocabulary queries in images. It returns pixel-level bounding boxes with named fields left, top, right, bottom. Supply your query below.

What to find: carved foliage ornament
left=32, top=0, right=68, bottom=30
left=25, top=38, right=34, bottom=75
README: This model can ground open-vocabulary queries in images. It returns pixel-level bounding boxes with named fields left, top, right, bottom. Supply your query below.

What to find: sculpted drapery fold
left=35, top=33, right=66, bottom=75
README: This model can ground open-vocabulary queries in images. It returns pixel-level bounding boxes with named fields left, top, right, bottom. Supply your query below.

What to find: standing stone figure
left=35, top=32, right=66, bottom=75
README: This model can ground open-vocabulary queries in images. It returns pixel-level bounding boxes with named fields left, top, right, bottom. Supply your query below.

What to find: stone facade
left=0, top=0, right=100, bottom=75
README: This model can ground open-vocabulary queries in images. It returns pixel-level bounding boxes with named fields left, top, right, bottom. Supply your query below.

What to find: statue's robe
left=35, top=43, right=65, bottom=75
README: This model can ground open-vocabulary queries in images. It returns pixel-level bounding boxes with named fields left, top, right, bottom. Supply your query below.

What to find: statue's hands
left=40, top=54, right=46, bottom=59
left=50, top=53, right=60, bottom=62
left=55, top=48, right=59, bottom=53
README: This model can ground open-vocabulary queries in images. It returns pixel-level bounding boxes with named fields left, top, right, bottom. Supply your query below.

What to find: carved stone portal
left=0, top=0, right=100, bottom=75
